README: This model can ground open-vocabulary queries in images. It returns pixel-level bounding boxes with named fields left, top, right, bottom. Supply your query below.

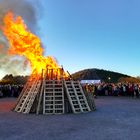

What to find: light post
left=108, top=77, right=111, bottom=83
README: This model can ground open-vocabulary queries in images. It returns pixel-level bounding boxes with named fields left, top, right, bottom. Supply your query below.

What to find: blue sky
left=37, top=0, right=140, bottom=77
left=1, top=0, right=140, bottom=79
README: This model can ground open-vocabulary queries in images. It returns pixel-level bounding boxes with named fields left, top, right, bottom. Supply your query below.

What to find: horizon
left=0, top=67, right=136, bottom=80
left=0, top=0, right=140, bottom=79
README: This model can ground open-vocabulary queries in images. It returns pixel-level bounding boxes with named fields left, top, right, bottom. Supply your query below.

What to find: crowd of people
left=0, top=84, right=23, bottom=98
left=0, top=82, right=140, bottom=99
left=83, top=83, right=140, bottom=98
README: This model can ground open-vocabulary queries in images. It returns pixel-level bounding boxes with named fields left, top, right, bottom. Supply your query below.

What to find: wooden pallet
left=14, top=76, right=35, bottom=109
left=64, top=80, right=91, bottom=113
left=43, top=80, right=64, bottom=115
left=14, top=76, right=41, bottom=113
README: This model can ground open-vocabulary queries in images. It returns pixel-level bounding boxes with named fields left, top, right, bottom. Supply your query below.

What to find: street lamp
left=108, top=77, right=111, bottom=83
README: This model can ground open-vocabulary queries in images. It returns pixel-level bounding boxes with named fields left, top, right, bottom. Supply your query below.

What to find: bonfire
left=0, top=12, right=95, bottom=115
left=1, top=12, right=68, bottom=79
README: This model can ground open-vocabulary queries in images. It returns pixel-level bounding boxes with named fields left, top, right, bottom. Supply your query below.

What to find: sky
left=0, top=0, right=140, bottom=79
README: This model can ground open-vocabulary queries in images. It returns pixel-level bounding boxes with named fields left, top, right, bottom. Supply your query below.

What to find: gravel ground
left=0, top=96, right=140, bottom=140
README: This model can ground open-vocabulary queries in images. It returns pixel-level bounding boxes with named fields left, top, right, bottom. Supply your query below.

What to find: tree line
left=0, top=74, right=28, bottom=85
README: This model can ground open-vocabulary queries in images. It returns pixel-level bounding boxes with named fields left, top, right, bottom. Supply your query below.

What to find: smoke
left=0, top=0, right=44, bottom=77
left=0, top=0, right=43, bottom=32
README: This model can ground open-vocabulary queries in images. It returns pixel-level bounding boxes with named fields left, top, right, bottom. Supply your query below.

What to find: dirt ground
left=0, top=96, right=140, bottom=140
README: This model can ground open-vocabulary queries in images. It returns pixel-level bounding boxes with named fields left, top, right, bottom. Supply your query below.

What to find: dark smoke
left=0, top=0, right=43, bottom=32
left=0, top=0, right=44, bottom=78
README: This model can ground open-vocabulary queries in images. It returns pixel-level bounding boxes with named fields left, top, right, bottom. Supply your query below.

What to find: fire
left=1, top=12, right=68, bottom=79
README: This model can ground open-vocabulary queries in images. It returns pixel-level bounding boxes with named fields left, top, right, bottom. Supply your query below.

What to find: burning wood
left=1, top=12, right=68, bottom=79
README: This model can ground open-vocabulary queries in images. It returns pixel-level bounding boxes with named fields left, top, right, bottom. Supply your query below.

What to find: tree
left=118, top=77, right=140, bottom=83
left=0, top=74, right=28, bottom=85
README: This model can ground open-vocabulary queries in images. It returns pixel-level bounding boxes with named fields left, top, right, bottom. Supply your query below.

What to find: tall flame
left=1, top=12, right=67, bottom=78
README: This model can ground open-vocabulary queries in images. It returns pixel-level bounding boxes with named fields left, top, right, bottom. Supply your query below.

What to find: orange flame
left=1, top=12, right=68, bottom=79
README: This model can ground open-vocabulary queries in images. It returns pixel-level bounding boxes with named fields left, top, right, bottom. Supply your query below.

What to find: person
left=134, top=84, right=139, bottom=98
left=0, top=89, right=3, bottom=97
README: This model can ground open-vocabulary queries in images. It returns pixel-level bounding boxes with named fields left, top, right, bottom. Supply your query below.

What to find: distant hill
left=71, top=68, right=130, bottom=83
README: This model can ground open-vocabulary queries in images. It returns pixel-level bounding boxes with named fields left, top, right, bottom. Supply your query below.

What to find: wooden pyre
left=14, top=68, right=96, bottom=115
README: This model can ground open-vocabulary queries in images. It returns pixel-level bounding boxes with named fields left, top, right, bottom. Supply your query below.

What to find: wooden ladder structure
left=14, top=67, right=93, bottom=115
left=64, top=80, right=91, bottom=113
left=43, top=80, right=64, bottom=115
left=14, top=76, right=41, bottom=113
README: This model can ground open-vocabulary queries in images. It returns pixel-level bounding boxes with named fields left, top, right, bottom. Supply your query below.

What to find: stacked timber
left=14, top=68, right=96, bottom=115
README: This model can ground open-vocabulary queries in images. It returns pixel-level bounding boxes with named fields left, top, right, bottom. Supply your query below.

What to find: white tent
left=80, top=80, right=101, bottom=84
